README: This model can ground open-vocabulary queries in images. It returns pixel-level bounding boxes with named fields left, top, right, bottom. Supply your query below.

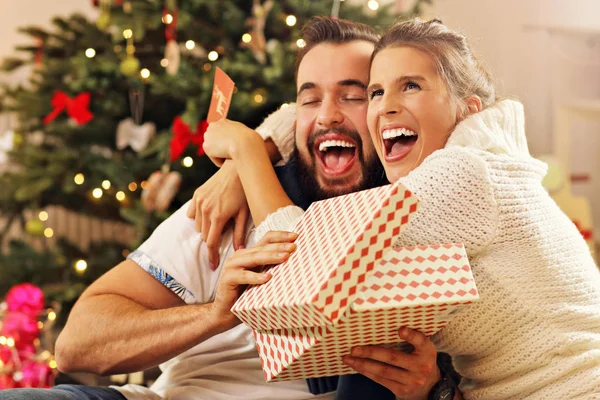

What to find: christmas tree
left=0, top=0, right=429, bottom=323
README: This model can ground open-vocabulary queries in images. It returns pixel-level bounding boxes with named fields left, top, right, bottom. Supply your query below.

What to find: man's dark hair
left=295, top=16, right=379, bottom=79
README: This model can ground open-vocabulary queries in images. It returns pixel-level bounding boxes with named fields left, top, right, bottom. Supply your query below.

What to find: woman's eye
left=405, top=81, right=421, bottom=91
left=369, top=89, right=383, bottom=100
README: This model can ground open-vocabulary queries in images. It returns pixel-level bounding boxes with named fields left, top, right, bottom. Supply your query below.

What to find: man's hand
left=186, top=160, right=250, bottom=269
left=342, top=327, right=440, bottom=400
left=211, top=231, right=298, bottom=330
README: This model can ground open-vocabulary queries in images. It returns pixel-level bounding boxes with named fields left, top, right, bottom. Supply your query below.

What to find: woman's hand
left=211, top=231, right=298, bottom=329
left=203, top=119, right=261, bottom=167
left=342, top=327, right=440, bottom=400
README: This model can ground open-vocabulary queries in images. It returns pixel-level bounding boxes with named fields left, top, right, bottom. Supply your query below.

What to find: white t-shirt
left=114, top=202, right=333, bottom=400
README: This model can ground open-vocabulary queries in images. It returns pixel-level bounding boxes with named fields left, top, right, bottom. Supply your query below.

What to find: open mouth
left=313, top=134, right=358, bottom=176
left=382, top=127, right=418, bottom=162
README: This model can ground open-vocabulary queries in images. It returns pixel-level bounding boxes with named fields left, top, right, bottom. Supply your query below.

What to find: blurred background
left=0, top=0, right=598, bottom=390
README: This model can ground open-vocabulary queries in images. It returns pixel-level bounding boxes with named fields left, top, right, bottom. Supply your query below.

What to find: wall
left=427, top=0, right=600, bottom=237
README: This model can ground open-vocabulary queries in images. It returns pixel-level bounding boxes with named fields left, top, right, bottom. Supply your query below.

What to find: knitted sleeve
left=255, top=103, right=296, bottom=163
left=395, top=147, right=499, bottom=256
left=254, top=205, right=305, bottom=242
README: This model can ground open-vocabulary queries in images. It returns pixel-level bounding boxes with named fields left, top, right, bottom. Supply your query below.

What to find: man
left=1, top=17, right=451, bottom=400
left=0, top=17, right=386, bottom=400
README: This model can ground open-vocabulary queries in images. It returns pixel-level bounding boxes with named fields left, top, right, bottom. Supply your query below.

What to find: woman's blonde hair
left=373, top=18, right=496, bottom=117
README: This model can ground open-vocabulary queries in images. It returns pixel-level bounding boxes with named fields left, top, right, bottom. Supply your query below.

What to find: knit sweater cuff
left=254, top=205, right=304, bottom=242
left=255, top=103, right=296, bottom=164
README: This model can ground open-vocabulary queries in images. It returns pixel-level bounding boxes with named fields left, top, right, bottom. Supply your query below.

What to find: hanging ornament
left=163, top=4, right=180, bottom=75
left=241, top=0, right=274, bottom=64
left=43, top=91, right=94, bottom=126
left=0, top=129, right=14, bottom=165
left=120, top=28, right=140, bottom=77
left=116, top=119, right=155, bottom=152
left=141, top=167, right=182, bottom=212
left=25, top=220, right=45, bottom=236
left=116, top=89, right=155, bottom=152
left=95, top=0, right=113, bottom=29
left=169, top=116, right=207, bottom=161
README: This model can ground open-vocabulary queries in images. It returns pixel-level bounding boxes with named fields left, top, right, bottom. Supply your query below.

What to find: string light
left=254, top=94, right=264, bottom=103
left=92, top=188, right=103, bottom=199
left=75, top=259, right=88, bottom=274
left=367, top=0, right=379, bottom=10
left=242, top=33, right=252, bottom=43
left=123, top=29, right=133, bottom=39
left=0, top=336, right=6, bottom=345
left=182, top=157, right=194, bottom=167
left=281, top=103, right=289, bottom=109
left=140, top=180, right=149, bottom=190
left=74, top=173, right=85, bottom=185
left=39, top=211, right=49, bottom=221
left=208, top=51, right=219, bottom=61
left=286, top=15, right=297, bottom=26
left=296, top=39, right=306, bottom=48
left=160, top=58, right=169, bottom=67
left=185, top=40, right=195, bottom=50
left=6, top=338, right=15, bottom=348
left=48, top=311, right=56, bottom=321
left=49, top=360, right=57, bottom=369
left=116, top=191, right=126, bottom=201
left=162, top=13, right=173, bottom=24
left=85, top=48, right=96, bottom=58
left=44, top=228, right=54, bottom=238
left=37, top=322, right=44, bottom=329
left=102, top=180, right=111, bottom=190
left=128, top=182, right=138, bottom=192
left=122, top=249, right=131, bottom=258
left=203, top=63, right=212, bottom=72
left=140, top=68, right=151, bottom=79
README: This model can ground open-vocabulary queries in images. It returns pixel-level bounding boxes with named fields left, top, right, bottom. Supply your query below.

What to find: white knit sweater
left=256, top=100, right=600, bottom=399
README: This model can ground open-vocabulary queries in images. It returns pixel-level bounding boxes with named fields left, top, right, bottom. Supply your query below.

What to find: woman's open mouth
left=382, top=127, right=418, bottom=162
left=314, top=134, right=358, bottom=176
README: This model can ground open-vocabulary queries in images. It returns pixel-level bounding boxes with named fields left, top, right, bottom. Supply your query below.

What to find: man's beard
left=294, top=128, right=386, bottom=202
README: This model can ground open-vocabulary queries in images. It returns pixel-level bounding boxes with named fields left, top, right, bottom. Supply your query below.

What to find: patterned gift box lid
left=232, top=182, right=419, bottom=331
left=254, top=244, right=478, bottom=381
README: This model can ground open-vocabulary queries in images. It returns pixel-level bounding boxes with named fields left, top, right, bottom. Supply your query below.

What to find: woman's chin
left=385, top=167, right=411, bottom=183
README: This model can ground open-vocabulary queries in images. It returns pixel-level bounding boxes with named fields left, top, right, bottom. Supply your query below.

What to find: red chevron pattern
left=251, top=244, right=478, bottom=381
left=232, top=182, right=419, bottom=331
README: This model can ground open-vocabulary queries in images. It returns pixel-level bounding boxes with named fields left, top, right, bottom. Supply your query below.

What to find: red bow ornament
left=169, top=116, right=208, bottom=162
left=43, top=91, right=94, bottom=126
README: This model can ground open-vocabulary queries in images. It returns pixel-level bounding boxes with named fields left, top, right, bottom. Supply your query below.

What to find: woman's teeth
left=318, top=140, right=356, bottom=152
left=382, top=128, right=417, bottom=139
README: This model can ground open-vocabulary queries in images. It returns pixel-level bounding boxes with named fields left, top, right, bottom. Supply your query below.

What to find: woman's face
left=367, top=46, right=459, bottom=182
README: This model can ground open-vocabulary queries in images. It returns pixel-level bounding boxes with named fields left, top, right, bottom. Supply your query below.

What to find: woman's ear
left=465, top=95, right=482, bottom=114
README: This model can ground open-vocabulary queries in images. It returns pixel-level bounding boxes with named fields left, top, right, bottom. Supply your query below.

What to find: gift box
left=232, top=182, right=478, bottom=381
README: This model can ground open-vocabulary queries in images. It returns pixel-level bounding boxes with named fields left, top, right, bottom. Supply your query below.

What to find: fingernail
left=210, top=263, right=216, bottom=271
left=399, top=327, right=408, bottom=336
left=278, top=252, right=290, bottom=258
left=285, top=243, right=296, bottom=251
left=342, top=356, right=354, bottom=366
left=351, top=347, right=363, bottom=357
left=237, top=245, right=245, bottom=250
left=261, top=273, right=271, bottom=280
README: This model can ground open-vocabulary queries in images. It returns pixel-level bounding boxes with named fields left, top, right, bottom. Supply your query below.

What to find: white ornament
left=116, top=118, right=156, bottom=152
left=0, top=130, right=14, bottom=164
left=165, top=40, right=181, bottom=75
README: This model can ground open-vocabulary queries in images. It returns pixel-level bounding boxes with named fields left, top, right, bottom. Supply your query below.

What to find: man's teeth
left=318, top=140, right=356, bottom=152
left=382, top=128, right=417, bottom=140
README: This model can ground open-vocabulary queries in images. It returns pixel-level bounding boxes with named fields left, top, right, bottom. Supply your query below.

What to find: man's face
left=295, top=41, right=384, bottom=201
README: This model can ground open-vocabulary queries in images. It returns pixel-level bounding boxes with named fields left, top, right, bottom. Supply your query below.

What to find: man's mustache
left=306, top=127, right=363, bottom=153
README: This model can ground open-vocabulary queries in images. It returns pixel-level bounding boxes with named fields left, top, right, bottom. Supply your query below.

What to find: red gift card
left=207, top=67, right=235, bottom=123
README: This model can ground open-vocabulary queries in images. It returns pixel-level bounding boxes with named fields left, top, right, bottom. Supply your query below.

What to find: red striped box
left=231, top=183, right=478, bottom=381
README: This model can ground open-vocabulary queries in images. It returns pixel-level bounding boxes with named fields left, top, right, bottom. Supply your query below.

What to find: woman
left=204, top=19, right=600, bottom=399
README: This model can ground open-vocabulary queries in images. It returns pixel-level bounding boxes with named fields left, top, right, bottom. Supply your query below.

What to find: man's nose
left=317, top=99, right=344, bottom=127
